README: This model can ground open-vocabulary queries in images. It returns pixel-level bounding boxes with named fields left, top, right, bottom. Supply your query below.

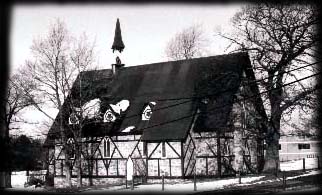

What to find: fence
left=124, top=156, right=320, bottom=191
left=280, top=156, right=320, bottom=171
left=26, top=170, right=47, bottom=184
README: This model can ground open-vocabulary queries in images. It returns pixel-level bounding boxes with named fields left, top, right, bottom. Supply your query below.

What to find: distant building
left=278, top=135, right=321, bottom=161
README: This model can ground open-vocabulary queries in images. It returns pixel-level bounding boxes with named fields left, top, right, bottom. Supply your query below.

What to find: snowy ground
left=9, top=158, right=320, bottom=193
left=85, top=169, right=321, bottom=193
left=10, top=171, right=46, bottom=192
left=11, top=171, right=27, bottom=188
left=280, top=158, right=319, bottom=171
left=80, top=175, right=266, bottom=193
left=237, top=170, right=321, bottom=187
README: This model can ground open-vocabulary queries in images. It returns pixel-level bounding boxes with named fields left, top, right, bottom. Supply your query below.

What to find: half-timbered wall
left=48, top=147, right=55, bottom=176
left=146, top=141, right=182, bottom=177
left=52, top=80, right=264, bottom=187
left=192, top=131, right=235, bottom=176
left=182, top=133, right=196, bottom=177
left=53, top=134, right=142, bottom=187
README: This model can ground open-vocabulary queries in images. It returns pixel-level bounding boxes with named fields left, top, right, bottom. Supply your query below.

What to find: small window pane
left=162, top=142, right=166, bottom=158
left=143, top=142, right=147, bottom=157
left=298, top=143, right=310, bottom=150
left=104, top=139, right=110, bottom=157
left=304, top=144, right=310, bottom=149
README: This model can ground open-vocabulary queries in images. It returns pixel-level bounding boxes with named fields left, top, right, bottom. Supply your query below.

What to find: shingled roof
left=44, top=52, right=264, bottom=146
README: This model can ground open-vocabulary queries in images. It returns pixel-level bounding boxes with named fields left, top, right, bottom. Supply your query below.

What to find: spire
left=111, top=18, right=125, bottom=53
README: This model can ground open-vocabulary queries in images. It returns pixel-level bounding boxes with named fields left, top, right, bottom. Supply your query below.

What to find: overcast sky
left=10, top=4, right=242, bottom=73
left=10, top=3, right=244, bottom=139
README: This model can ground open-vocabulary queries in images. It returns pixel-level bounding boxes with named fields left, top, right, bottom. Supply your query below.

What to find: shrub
left=27, top=176, right=44, bottom=186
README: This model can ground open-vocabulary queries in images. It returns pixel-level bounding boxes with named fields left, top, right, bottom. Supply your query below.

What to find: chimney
left=112, top=56, right=124, bottom=75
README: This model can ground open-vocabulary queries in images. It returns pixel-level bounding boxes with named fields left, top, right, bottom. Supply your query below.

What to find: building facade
left=44, top=52, right=267, bottom=187
left=279, top=135, right=321, bottom=161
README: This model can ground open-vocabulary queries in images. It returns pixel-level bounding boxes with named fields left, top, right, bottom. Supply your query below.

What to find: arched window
left=104, top=109, right=116, bottom=123
left=142, top=105, right=152, bottom=120
left=161, top=142, right=166, bottom=158
left=69, top=113, right=79, bottom=125
left=142, top=142, right=147, bottom=157
left=67, top=138, right=75, bottom=159
left=142, top=102, right=156, bottom=121
left=103, top=138, right=111, bottom=157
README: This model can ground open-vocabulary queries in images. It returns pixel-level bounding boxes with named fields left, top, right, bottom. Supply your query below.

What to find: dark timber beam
left=166, top=141, right=180, bottom=158
left=181, top=141, right=184, bottom=178
left=217, top=132, right=222, bottom=177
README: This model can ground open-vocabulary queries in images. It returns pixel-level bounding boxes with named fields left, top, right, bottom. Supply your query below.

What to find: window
left=143, top=142, right=147, bottom=157
left=279, top=144, right=281, bottom=150
left=142, top=105, right=152, bottom=120
left=66, top=138, right=75, bottom=159
left=104, top=138, right=111, bottom=157
left=68, top=113, right=79, bottom=125
left=104, top=109, right=116, bottom=122
left=142, top=102, right=156, bottom=121
left=161, top=142, right=166, bottom=158
left=298, top=143, right=310, bottom=150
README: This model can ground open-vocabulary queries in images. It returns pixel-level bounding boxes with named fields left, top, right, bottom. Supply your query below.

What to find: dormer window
left=104, top=109, right=116, bottom=123
left=103, top=100, right=130, bottom=123
left=142, top=105, right=152, bottom=120
left=69, top=113, right=79, bottom=125
left=69, top=107, right=80, bottom=125
left=142, top=102, right=156, bottom=121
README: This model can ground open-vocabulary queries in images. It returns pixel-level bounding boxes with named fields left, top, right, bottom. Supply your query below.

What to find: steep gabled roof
left=44, top=52, right=263, bottom=146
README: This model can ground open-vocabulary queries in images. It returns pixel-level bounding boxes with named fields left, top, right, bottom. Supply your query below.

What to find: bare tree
left=22, top=19, right=96, bottom=187
left=3, top=73, right=36, bottom=137
left=0, top=72, right=37, bottom=188
left=220, top=4, right=319, bottom=172
left=165, top=24, right=208, bottom=60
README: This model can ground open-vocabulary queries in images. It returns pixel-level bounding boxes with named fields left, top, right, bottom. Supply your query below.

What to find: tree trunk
left=60, top=116, right=72, bottom=188
left=263, top=130, right=280, bottom=173
left=88, top=161, right=93, bottom=186
left=65, top=155, right=72, bottom=187
left=5, top=172, right=11, bottom=188
left=0, top=172, right=5, bottom=188
left=0, top=129, right=12, bottom=188
left=233, top=128, right=244, bottom=173
left=263, top=110, right=281, bottom=173
left=88, top=138, right=93, bottom=186
left=0, top=171, right=11, bottom=189
left=76, top=137, right=82, bottom=188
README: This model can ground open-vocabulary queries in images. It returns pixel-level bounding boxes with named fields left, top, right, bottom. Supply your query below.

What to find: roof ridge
left=120, top=52, right=249, bottom=70
left=78, top=52, right=248, bottom=74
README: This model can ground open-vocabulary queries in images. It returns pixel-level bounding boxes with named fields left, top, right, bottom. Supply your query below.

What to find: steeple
left=111, top=18, right=125, bottom=75
left=111, top=18, right=125, bottom=53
